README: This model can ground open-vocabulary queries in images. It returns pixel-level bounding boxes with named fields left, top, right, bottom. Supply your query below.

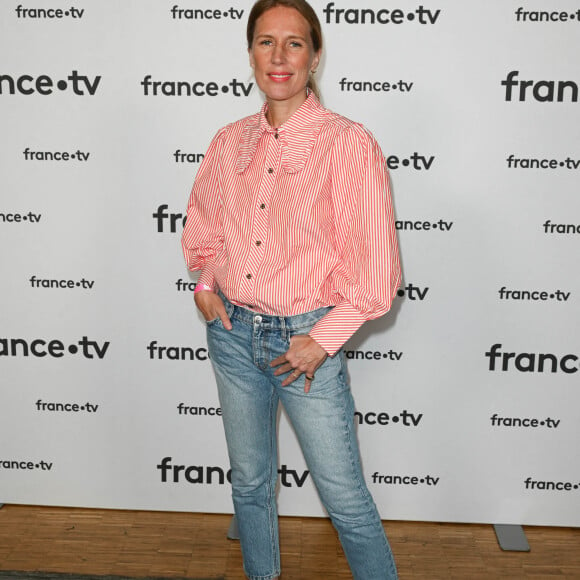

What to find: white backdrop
left=1, top=0, right=579, bottom=526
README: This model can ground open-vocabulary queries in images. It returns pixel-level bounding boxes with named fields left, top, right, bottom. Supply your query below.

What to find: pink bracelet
left=194, top=283, right=213, bottom=294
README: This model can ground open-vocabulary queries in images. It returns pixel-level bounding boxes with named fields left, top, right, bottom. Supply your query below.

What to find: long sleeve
left=309, top=126, right=402, bottom=356
left=181, top=127, right=227, bottom=288
left=180, top=95, right=401, bottom=353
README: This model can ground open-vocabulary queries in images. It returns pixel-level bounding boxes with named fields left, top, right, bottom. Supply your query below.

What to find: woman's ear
left=311, top=50, right=321, bottom=73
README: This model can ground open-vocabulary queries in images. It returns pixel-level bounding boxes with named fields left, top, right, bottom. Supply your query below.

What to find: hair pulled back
left=247, top=0, right=323, bottom=98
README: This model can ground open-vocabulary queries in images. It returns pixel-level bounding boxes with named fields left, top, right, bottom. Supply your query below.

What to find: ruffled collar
left=235, top=91, right=327, bottom=174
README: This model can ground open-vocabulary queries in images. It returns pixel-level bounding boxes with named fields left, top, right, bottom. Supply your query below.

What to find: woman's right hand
left=194, top=291, right=232, bottom=330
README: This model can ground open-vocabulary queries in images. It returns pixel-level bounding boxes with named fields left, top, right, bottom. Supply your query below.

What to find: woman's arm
left=308, top=125, right=402, bottom=356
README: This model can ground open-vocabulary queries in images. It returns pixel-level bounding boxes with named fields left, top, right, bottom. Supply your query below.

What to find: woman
left=182, top=1, right=401, bottom=578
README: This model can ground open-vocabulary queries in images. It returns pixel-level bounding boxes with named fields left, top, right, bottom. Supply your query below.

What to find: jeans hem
left=245, top=572, right=280, bottom=580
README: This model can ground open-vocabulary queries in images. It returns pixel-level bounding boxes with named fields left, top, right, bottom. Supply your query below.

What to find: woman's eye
left=260, top=39, right=272, bottom=46
left=290, top=41, right=302, bottom=48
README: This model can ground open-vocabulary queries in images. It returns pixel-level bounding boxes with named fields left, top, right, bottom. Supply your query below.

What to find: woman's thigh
left=278, top=352, right=372, bottom=515
left=206, top=316, right=279, bottom=484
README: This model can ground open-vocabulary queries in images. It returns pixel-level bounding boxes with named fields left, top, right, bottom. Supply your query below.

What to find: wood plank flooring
left=0, top=505, right=579, bottom=579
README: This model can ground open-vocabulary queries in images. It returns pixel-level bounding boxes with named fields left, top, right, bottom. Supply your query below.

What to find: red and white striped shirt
left=182, top=92, right=401, bottom=356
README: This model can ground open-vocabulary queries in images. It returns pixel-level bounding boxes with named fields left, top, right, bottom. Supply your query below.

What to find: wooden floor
left=0, top=505, right=579, bottom=579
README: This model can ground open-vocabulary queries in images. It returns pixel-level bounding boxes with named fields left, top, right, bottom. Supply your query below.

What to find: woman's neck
left=266, top=91, right=308, bottom=128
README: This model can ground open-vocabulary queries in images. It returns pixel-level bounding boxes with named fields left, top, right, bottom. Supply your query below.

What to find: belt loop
left=280, top=316, right=286, bottom=342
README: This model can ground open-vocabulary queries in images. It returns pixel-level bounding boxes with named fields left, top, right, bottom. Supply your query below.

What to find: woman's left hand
left=271, top=334, right=328, bottom=393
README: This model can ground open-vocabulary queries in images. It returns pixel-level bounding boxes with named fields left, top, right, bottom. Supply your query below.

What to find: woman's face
left=249, top=5, right=320, bottom=116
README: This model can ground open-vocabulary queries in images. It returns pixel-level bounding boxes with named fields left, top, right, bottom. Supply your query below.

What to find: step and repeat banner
left=1, top=1, right=579, bottom=526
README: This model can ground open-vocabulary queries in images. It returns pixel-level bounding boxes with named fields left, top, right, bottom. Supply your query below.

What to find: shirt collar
left=235, top=91, right=327, bottom=175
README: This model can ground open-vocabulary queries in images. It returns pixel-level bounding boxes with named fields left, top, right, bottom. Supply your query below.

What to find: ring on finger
left=305, top=375, right=315, bottom=381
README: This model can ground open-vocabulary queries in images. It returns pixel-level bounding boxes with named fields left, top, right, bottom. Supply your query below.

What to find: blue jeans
left=206, top=294, right=398, bottom=580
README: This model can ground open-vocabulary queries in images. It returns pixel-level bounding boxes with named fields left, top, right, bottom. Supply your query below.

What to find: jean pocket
left=205, top=300, right=234, bottom=328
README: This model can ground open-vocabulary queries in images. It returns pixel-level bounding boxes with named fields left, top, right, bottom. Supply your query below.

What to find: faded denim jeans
left=206, top=293, right=398, bottom=580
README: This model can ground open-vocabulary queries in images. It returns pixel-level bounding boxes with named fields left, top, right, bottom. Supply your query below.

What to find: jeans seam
left=338, top=357, right=373, bottom=514
left=267, top=391, right=277, bottom=574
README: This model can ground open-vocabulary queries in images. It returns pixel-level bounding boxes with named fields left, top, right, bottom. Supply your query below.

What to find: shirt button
left=274, top=132, right=279, bottom=139
left=246, top=273, right=252, bottom=279
left=255, top=240, right=262, bottom=246
left=260, top=203, right=266, bottom=210
left=267, top=167, right=274, bottom=174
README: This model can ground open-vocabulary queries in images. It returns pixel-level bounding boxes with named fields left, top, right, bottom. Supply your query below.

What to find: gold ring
left=306, top=375, right=315, bottom=381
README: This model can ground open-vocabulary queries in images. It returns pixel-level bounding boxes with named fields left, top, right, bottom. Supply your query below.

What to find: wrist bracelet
left=194, top=283, right=213, bottom=294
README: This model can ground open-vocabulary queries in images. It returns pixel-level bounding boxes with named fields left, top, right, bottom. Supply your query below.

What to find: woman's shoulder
left=320, top=106, right=378, bottom=150
left=318, top=101, right=375, bottom=139
left=212, top=110, right=262, bottom=141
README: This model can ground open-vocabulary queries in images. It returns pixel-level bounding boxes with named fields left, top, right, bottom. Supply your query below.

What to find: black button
left=260, top=203, right=266, bottom=209
left=267, top=168, right=274, bottom=174
left=274, top=132, right=279, bottom=139
left=255, top=240, right=262, bottom=246
left=246, top=273, right=252, bottom=279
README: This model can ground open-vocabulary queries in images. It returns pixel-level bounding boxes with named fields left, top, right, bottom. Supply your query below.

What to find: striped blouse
left=181, top=92, right=401, bottom=356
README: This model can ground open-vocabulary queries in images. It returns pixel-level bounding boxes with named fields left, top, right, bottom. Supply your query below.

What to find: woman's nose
left=271, top=44, right=286, bottom=64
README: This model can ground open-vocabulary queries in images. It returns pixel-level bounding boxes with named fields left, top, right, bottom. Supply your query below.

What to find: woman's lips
left=268, top=73, right=293, bottom=82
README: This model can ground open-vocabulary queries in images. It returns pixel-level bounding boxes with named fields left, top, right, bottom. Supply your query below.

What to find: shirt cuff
left=196, top=263, right=216, bottom=290
left=308, top=302, right=367, bottom=357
